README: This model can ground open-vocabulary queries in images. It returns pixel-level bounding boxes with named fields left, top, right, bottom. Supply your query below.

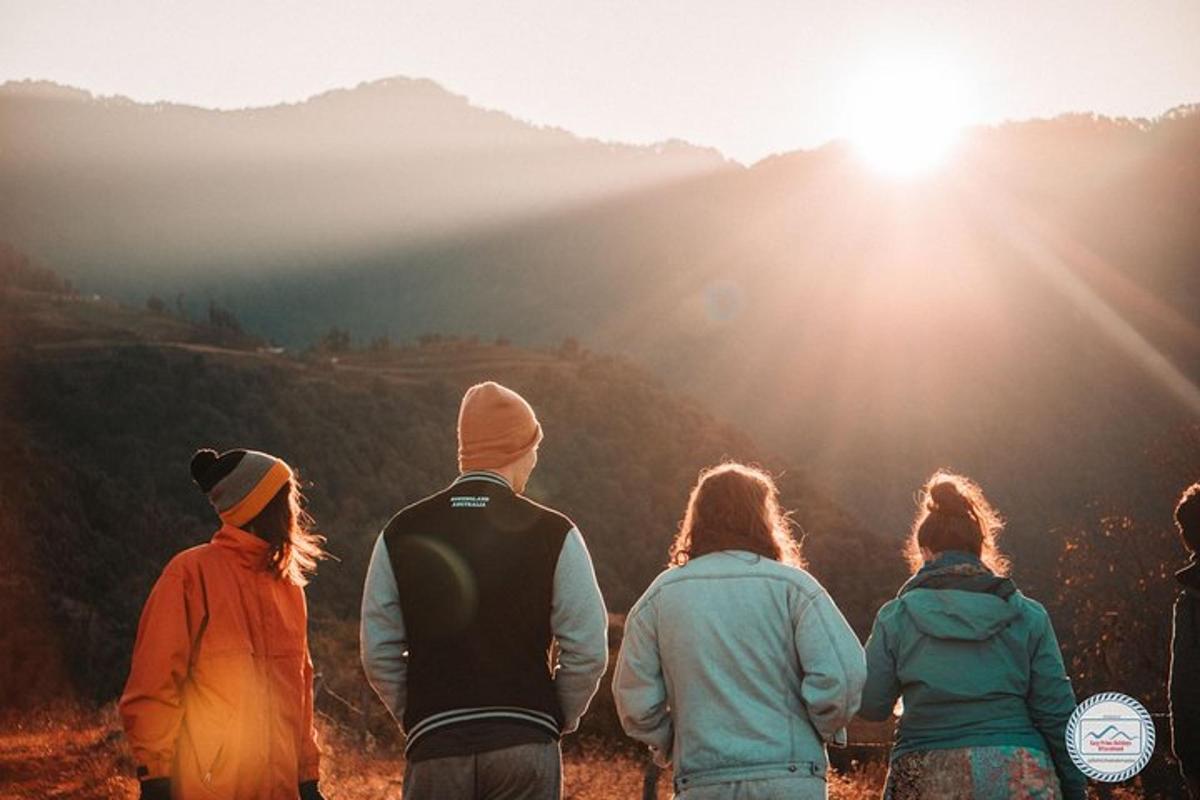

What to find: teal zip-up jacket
left=860, top=551, right=1086, bottom=800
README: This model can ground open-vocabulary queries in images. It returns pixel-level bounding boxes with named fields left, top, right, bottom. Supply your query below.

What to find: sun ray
left=966, top=179, right=1200, bottom=417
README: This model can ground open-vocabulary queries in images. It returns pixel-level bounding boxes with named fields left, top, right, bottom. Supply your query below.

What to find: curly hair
left=669, top=462, right=804, bottom=569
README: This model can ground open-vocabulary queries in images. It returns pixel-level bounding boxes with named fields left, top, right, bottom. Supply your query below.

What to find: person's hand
left=139, top=777, right=171, bottom=800
left=300, top=780, right=327, bottom=800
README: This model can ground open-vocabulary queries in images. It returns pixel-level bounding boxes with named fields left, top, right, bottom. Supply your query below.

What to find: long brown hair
left=247, top=477, right=327, bottom=586
left=670, top=462, right=804, bottom=569
left=905, top=470, right=1009, bottom=576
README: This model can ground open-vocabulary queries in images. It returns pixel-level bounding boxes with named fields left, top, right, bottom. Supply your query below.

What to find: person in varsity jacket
left=361, top=380, right=609, bottom=799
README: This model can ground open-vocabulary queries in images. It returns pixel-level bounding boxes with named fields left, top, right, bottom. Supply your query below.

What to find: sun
left=842, top=54, right=976, bottom=178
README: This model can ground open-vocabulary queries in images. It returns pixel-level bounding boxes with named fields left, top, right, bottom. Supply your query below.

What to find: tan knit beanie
left=457, top=381, right=543, bottom=472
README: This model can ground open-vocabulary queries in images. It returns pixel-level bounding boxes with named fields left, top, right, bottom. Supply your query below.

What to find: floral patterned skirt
left=884, top=746, right=1063, bottom=800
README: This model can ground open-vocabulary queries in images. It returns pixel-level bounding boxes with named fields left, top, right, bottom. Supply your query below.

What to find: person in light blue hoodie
left=613, top=462, right=867, bottom=799
left=860, top=471, right=1086, bottom=800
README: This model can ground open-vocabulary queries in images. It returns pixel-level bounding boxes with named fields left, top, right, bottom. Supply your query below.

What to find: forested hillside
left=1, top=257, right=1193, bottom=793
left=3, top=85, right=1199, bottom=794
left=0, top=278, right=896, bottom=721
left=4, top=82, right=1198, bottom=569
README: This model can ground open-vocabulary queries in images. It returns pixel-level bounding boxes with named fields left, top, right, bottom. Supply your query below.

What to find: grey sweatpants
left=403, top=742, right=562, bottom=800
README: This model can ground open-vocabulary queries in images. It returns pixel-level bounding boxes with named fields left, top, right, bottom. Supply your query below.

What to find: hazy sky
left=2, top=1, right=1198, bottom=162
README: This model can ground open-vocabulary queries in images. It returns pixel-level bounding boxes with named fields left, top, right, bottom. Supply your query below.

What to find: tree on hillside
left=207, top=300, right=243, bottom=333
left=0, top=241, right=74, bottom=294
left=320, top=327, right=352, bottom=353
left=1053, top=510, right=1190, bottom=794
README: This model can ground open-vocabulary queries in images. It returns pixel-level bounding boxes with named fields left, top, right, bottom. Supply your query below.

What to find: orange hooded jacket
left=120, top=524, right=320, bottom=798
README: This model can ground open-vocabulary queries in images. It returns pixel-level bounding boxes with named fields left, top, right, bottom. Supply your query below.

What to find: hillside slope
left=0, top=283, right=896, bottom=714
left=4, top=84, right=1197, bottom=563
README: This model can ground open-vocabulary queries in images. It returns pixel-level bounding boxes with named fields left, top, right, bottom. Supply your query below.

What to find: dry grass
left=0, top=706, right=138, bottom=800
left=0, top=705, right=1159, bottom=799
left=0, top=706, right=886, bottom=799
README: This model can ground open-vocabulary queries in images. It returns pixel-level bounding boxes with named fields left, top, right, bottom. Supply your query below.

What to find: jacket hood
left=899, top=588, right=1022, bottom=641
left=1178, top=557, right=1200, bottom=595
left=897, top=551, right=1021, bottom=641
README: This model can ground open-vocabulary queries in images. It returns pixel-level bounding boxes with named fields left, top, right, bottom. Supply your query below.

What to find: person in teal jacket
left=860, top=471, right=1086, bottom=800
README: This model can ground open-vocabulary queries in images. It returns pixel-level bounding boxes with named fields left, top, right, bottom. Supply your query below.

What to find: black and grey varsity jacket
left=360, top=470, right=609, bottom=754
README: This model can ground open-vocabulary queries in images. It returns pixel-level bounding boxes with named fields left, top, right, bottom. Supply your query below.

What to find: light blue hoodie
left=613, top=551, right=867, bottom=795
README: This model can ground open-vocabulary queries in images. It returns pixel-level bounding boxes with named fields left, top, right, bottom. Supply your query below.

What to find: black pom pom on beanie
left=190, top=448, right=246, bottom=493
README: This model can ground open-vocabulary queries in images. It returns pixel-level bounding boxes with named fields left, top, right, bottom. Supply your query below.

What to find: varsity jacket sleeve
left=119, top=563, right=201, bottom=780
left=550, top=527, right=609, bottom=733
left=612, top=598, right=673, bottom=766
left=1027, top=606, right=1086, bottom=800
left=791, top=583, right=867, bottom=746
left=1170, top=593, right=1200, bottom=779
left=360, top=533, right=408, bottom=724
left=860, top=606, right=901, bottom=722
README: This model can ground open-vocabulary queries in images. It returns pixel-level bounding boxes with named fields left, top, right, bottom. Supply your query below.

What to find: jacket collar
left=900, top=549, right=1016, bottom=599
left=452, top=470, right=513, bottom=490
left=212, top=523, right=271, bottom=568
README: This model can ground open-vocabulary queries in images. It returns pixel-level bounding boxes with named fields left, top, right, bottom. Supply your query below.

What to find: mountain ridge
left=0, top=77, right=729, bottom=161
left=3, top=78, right=1200, bottom=611
left=3, top=77, right=1196, bottom=165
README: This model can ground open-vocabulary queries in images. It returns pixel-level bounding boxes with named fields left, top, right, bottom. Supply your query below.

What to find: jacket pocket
left=183, top=728, right=229, bottom=799
left=200, top=741, right=225, bottom=788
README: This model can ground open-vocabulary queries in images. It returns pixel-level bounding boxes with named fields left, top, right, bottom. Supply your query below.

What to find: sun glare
left=842, top=54, right=976, bottom=178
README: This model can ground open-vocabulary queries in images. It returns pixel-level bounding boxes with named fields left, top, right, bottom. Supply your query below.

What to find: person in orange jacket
left=120, top=448, right=328, bottom=800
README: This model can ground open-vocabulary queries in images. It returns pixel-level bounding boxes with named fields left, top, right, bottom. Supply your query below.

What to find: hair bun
left=929, top=480, right=972, bottom=517
left=190, top=448, right=220, bottom=490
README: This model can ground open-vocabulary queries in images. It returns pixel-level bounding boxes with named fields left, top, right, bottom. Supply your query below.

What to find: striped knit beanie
left=190, top=448, right=294, bottom=527
left=457, top=382, right=543, bottom=472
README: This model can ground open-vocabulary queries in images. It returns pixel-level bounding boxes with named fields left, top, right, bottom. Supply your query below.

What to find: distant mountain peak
left=304, top=75, right=469, bottom=107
